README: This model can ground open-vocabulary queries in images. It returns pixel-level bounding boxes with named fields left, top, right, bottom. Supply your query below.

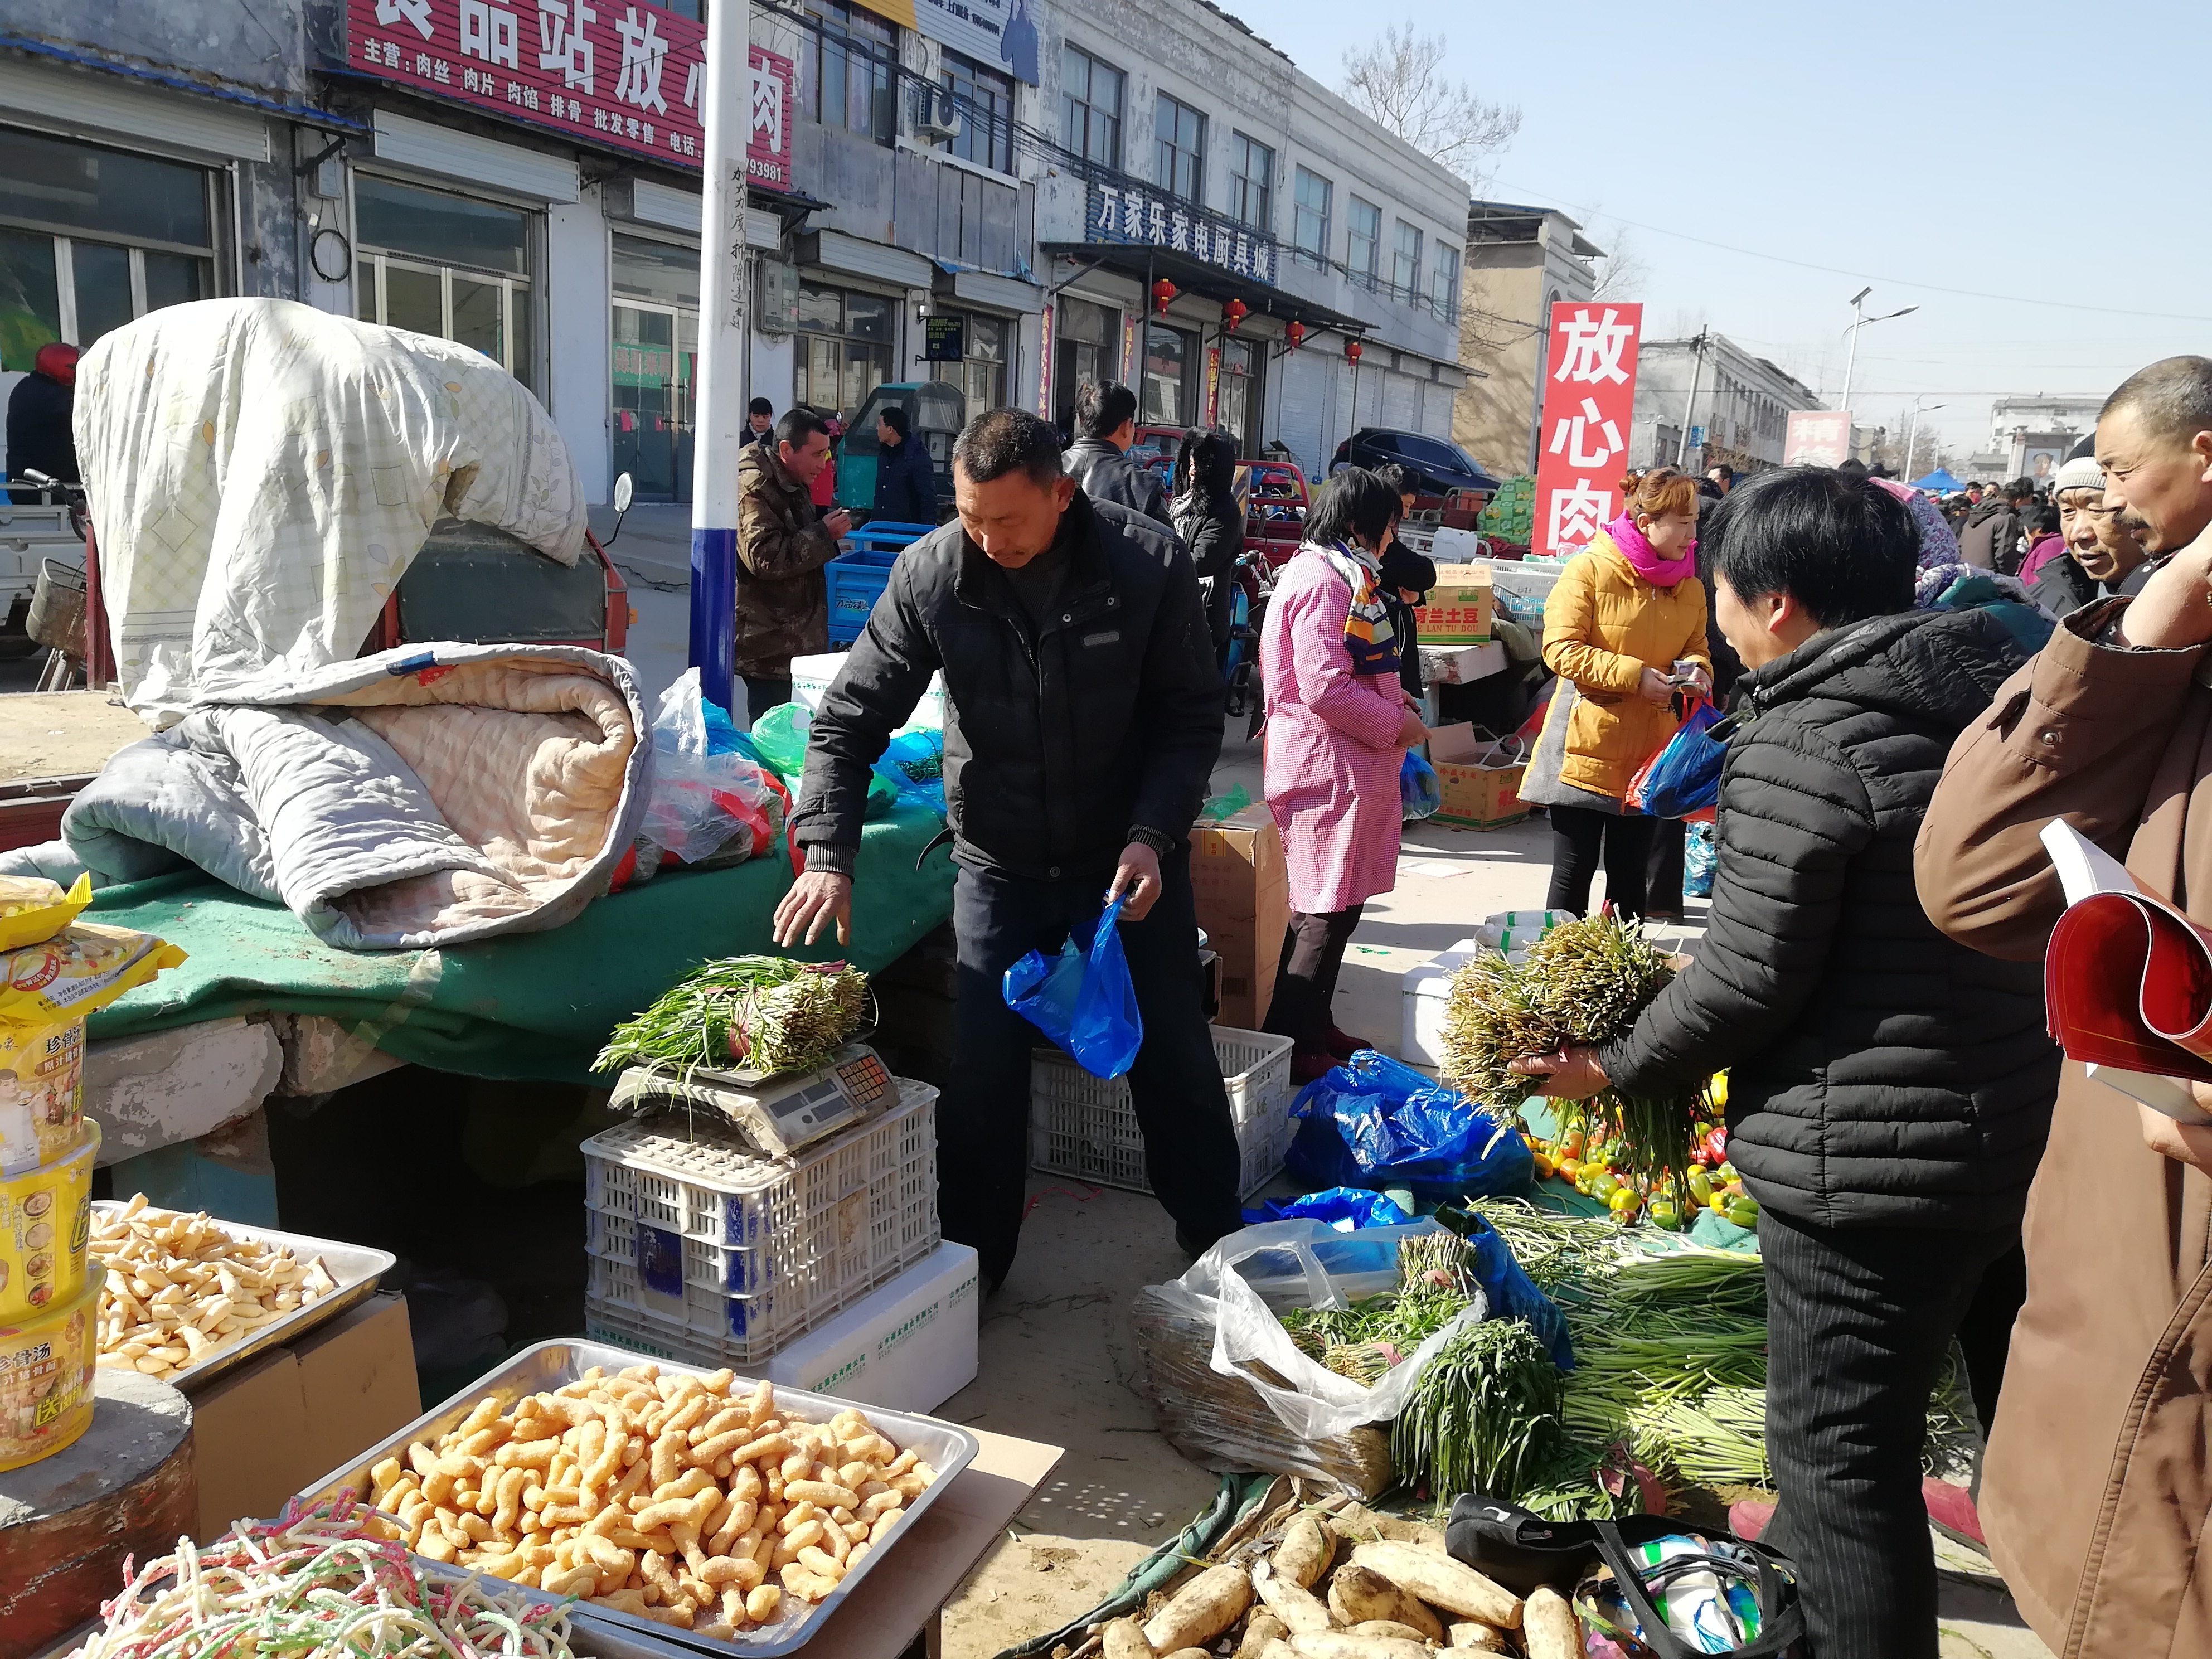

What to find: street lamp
left=1839, top=286, right=1918, bottom=420
left=1900, top=396, right=1945, bottom=484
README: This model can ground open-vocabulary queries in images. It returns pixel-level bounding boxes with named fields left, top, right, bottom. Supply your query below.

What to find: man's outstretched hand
left=1107, top=840, right=1164, bottom=921
left=773, top=870, right=852, bottom=947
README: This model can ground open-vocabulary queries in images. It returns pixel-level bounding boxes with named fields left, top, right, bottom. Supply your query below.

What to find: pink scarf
left=1604, top=513, right=1697, bottom=587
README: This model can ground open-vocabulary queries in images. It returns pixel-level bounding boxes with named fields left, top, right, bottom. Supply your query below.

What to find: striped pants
left=1760, top=1210, right=2019, bottom=1658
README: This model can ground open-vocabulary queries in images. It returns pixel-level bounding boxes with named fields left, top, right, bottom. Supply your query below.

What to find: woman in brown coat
left=1915, top=355, right=2212, bottom=1658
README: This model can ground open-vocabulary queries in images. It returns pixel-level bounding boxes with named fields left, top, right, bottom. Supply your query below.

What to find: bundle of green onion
left=1393, top=1316, right=1561, bottom=1501
left=1439, top=913, right=1706, bottom=1187
left=594, top=955, right=869, bottom=1079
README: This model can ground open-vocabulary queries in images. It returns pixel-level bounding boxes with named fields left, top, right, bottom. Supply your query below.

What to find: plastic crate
left=579, top=1078, right=940, bottom=1365
left=1028, top=1028, right=1294, bottom=1199
left=826, top=550, right=899, bottom=646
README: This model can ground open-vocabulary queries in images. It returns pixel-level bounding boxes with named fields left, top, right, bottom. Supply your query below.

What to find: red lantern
left=1222, top=297, right=1248, bottom=332
left=1151, top=277, right=1178, bottom=315
left=1284, top=320, right=1306, bottom=350
left=1345, top=338, right=1364, bottom=363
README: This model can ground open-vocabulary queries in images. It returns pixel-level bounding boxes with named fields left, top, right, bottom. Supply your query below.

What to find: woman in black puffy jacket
left=1171, top=429, right=1244, bottom=657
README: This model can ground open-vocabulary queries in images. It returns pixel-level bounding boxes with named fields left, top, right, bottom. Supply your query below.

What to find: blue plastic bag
left=1242, top=1187, right=1414, bottom=1230
left=873, top=730, right=946, bottom=817
left=1625, top=698, right=1728, bottom=818
left=1400, top=751, right=1441, bottom=821
left=1003, top=892, right=1144, bottom=1078
left=1286, top=1051, right=1535, bottom=1200
left=1684, top=820, right=1716, bottom=898
left=1435, top=1205, right=1576, bottom=1370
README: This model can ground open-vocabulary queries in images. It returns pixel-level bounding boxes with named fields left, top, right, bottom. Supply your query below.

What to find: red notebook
left=2042, top=821, right=2212, bottom=1119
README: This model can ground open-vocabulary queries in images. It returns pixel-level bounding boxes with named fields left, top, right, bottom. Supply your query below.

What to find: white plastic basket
left=1028, top=1027, right=1294, bottom=1199
left=580, top=1078, right=940, bottom=1366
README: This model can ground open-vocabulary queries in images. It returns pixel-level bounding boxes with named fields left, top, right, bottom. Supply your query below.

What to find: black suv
left=1330, top=428, right=1501, bottom=497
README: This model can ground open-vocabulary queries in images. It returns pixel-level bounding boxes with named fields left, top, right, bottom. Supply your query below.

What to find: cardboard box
left=1411, top=564, right=1494, bottom=644
left=189, top=1292, right=417, bottom=1539
left=765, top=1242, right=980, bottom=1413
left=1427, top=724, right=1531, bottom=829
left=1189, top=806, right=1289, bottom=1030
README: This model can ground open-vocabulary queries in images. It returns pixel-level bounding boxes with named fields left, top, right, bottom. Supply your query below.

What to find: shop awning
left=1040, top=241, right=1372, bottom=337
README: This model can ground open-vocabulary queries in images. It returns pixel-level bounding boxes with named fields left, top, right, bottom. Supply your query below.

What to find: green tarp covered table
left=84, top=803, right=955, bottom=1086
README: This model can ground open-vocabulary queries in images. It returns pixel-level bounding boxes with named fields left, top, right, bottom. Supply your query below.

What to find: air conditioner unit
left=914, top=86, right=962, bottom=143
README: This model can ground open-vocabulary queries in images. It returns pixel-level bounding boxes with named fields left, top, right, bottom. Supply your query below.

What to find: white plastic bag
left=1153, top=1219, right=1487, bottom=1444
left=639, top=668, right=778, bottom=865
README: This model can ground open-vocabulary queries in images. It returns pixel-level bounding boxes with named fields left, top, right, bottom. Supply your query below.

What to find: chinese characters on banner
left=346, top=0, right=793, bottom=185
left=1783, top=409, right=1852, bottom=467
left=1534, top=303, right=1643, bottom=557
left=1084, top=180, right=1280, bottom=286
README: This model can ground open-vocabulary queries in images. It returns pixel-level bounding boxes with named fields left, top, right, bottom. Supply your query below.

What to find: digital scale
left=609, top=1042, right=896, bottom=1156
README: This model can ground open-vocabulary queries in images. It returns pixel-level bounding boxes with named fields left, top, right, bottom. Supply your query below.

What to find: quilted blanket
left=77, top=298, right=585, bottom=724
left=0, top=643, right=649, bottom=951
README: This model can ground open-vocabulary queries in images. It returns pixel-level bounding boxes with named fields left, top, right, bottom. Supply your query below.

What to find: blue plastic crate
left=827, top=550, right=899, bottom=646
left=848, top=520, right=934, bottom=557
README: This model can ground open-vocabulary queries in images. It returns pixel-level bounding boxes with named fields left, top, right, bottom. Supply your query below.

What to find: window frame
left=1429, top=240, right=1461, bottom=322
left=804, top=0, right=899, bottom=146
left=940, top=47, right=1015, bottom=174
left=352, top=171, right=540, bottom=390
left=1060, top=42, right=1124, bottom=169
left=1347, top=194, right=1381, bottom=286
left=1228, top=131, right=1273, bottom=232
left=1153, top=91, right=1206, bottom=203
left=1291, top=165, right=1331, bottom=266
left=1392, top=219, right=1422, bottom=302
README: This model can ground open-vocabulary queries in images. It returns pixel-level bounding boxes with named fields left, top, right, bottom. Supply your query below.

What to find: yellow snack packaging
left=0, top=922, right=186, bottom=1026
left=0, top=1119, right=96, bottom=1322
left=0, top=1017, right=84, bottom=1175
left=0, top=874, right=92, bottom=953
left=0, top=1268, right=99, bottom=1471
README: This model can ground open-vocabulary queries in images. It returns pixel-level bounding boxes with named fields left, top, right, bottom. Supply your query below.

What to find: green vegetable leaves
left=594, top=955, right=869, bottom=1079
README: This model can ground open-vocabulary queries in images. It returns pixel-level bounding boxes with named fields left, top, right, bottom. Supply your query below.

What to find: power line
left=1491, top=181, right=2212, bottom=325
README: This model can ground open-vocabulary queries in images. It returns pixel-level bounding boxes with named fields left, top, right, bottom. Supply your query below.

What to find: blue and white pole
left=687, top=0, right=753, bottom=714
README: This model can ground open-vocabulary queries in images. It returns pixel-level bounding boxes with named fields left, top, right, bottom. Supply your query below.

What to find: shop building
left=1629, top=335, right=1820, bottom=477
left=1452, top=200, right=1603, bottom=480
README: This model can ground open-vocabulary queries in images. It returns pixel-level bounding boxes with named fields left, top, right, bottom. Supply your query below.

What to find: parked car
left=1330, top=428, right=1502, bottom=499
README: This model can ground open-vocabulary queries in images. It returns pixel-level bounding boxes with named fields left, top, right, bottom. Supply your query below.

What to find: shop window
left=1053, top=294, right=1118, bottom=438
left=1142, top=322, right=1193, bottom=427
left=794, top=281, right=892, bottom=419
left=1218, top=336, right=1260, bottom=457
left=0, top=125, right=220, bottom=363
left=1154, top=93, right=1205, bottom=203
left=1393, top=220, right=1422, bottom=303
left=805, top=0, right=897, bottom=145
left=612, top=233, right=701, bottom=503
left=1347, top=195, right=1381, bottom=289
left=940, top=49, right=1013, bottom=175
left=1292, top=167, right=1331, bottom=268
left=354, top=174, right=535, bottom=389
left=1061, top=44, right=1123, bottom=168
left=948, top=312, right=1007, bottom=415
left=1429, top=241, right=1461, bottom=323
left=1228, top=133, right=1272, bottom=232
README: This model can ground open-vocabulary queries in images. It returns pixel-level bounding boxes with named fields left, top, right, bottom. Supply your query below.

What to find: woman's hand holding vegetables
left=773, top=870, right=852, bottom=947
left=1510, top=1044, right=1611, bottom=1100
left=1637, top=666, right=1675, bottom=705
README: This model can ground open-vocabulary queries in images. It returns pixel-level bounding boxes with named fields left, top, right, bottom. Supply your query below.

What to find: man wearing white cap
left=2027, top=452, right=2156, bottom=617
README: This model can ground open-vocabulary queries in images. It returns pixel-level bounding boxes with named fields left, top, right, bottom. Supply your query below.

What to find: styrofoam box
left=1428, top=525, right=1490, bottom=561
left=1401, top=937, right=1483, bottom=1069
left=1419, top=640, right=1508, bottom=685
left=791, top=652, right=947, bottom=735
left=764, top=1240, right=981, bottom=1414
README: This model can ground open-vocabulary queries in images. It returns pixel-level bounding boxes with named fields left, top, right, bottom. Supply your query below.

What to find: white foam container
left=1401, top=937, right=1482, bottom=1069
left=764, top=1240, right=981, bottom=1413
left=792, top=651, right=948, bottom=734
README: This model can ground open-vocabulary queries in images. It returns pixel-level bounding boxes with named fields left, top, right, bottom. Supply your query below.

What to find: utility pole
left=687, top=0, right=754, bottom=716
left=1900, top=395, right=1944, bottom=484
left=1675, top=330, right=1707, bottom=468
left=1839, top=285, right=1918, bottom=422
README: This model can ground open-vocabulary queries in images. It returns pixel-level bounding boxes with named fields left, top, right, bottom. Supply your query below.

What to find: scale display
left=610, top=1044, right=894, bottom=1156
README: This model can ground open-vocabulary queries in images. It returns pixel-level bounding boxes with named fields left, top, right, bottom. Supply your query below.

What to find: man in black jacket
left=777, top=408, right=1240, bottom=1289
left=1957, top=476, right=2035, bottom=574
left=1515, top=468, right=2056, bottom=1659
left=1063, top=381, right=1173, bottom=526
left=871, top=404, right=938, bottom=525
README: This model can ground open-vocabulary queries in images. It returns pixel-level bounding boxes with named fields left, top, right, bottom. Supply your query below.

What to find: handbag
left=1445, top=1493, right=1804, bottom=1656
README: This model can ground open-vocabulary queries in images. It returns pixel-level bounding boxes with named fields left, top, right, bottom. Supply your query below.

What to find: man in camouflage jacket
left=736, top=406, right=848, bottom=720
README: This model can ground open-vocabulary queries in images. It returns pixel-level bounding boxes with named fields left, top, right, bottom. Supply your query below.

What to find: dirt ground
left=0, top=688, right=145, bottom=780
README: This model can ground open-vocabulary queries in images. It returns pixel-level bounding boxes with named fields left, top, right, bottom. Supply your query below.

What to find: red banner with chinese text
left=1534, top=302, right=1643, bottom=557
left=345, top=0, right=793, bottom=187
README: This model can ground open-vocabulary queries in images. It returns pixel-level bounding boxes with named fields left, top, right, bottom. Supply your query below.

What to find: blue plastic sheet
left=1434, top=1204, right=1576, bottom=1371
left=1400, top=751, right=1441, bottom=821
left=1003, top=892, right=1144, bottom=1078
left=1286, top=1051, right=1535, bottom=1200
left=1242, top=1187, right=1414, bottom=1230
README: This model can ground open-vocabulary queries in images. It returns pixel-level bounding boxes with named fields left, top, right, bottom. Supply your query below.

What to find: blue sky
left=1248, top=0, right=2208, bottom=458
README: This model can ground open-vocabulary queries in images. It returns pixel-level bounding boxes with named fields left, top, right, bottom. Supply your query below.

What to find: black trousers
left=1262, top=904, right=1365, bottom=1053
left=1645, top=817, right=1687, bottom=917
left=1760, top=1212, right=2021, bottom=1659
left=743, top=676, right=793, bottom=725
left=945, top=846, right=1243, bottom=1288
left=1543, top=803, right=1657, bottom=918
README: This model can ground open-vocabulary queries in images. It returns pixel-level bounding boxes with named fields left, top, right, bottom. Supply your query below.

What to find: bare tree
left=1342, top=22, right=1520, bottom=186
left=1588, top=227, right=1650, bottom=302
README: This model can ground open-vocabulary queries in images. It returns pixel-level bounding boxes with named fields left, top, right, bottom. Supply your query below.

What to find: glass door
left=612, top=302, right=684, bottom=502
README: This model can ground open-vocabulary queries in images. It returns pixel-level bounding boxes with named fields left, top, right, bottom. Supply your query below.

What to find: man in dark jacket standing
left=1063, top=381, right=1172, bottom=526
left=2029, top=452, right=2155, bottom=616
left=777, top=408, right=1241, bottom=1290
left=6, top=341, right=80, bottom=504
left=1515, top=468, right=2056, bottom=1659
left=871, top=404, right=938, bottom=525
left=1957, top=476, right=2035, bottom=574
left=736, top=408, right=850, bottom=721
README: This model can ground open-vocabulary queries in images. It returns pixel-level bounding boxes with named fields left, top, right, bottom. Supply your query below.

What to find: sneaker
left=1290, top=1048, right=1338, bottom=1085
left=1323, top=1026, right=1372, bottom=1061
left=1923, top=1477, right=1986, bottom=1549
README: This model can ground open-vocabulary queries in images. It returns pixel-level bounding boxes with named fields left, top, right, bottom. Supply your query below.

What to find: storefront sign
left=1783, top=409, right=1851, bottom=467
left=1534, top=303, right=1643, bottom=557
left=346, top=0, right=793, bottom=185
left=1119, top=314, right=1138, bottom=387
left=859, top=0, right=1036, bottom=83
left=1034, top=299, right=1054, bottom=418
left=923, top=314, right=967, bottom=362
left=1084, top=180, right=1279, bottom=287
left=1204, top=344, right=1221, bottom=426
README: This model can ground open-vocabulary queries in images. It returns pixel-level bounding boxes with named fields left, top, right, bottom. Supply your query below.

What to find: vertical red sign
left=1534, top=302, right=1644, bottom=557
left=345, top=0, right=794, bottom=186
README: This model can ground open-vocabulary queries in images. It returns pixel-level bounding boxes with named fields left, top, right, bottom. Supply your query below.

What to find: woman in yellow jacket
left=1521, top=468, right=1711, bottom=917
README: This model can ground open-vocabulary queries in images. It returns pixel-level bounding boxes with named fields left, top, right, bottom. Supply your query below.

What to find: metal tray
left=89, top=1200, right=397, bottom=1394
left=298, top=1337, right=981, bottom=1657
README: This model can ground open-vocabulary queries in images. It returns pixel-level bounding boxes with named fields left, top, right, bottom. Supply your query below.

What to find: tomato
left=1609, top=1187, right=1641, bottom=1220
left=1725, top=1196, right=1761, bottom=1229
left=1532, top=1151, right=1556, bottom=1180
left=1687, top=1170, right=1714, bottom=1205
left=1559, top=1129, right=1587, bottom=1157
left=1555, top=1157, right=1582, bottom=1183
left=1648, top=1198, right=1684, bottom=1231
